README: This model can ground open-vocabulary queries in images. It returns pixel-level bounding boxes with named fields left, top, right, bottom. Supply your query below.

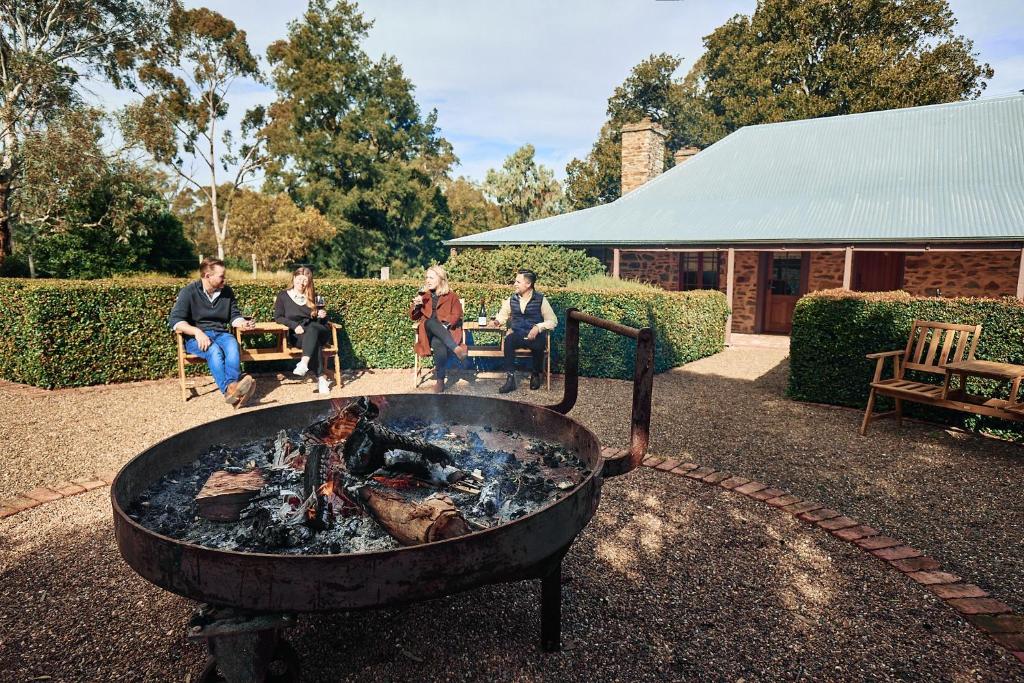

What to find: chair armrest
left=865, top=350, right=903, bottom=359
left=867, top=350, right=902, bottom=383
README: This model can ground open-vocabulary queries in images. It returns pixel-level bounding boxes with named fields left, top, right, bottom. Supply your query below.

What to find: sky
left=92, top=0, right=1024, bottom=185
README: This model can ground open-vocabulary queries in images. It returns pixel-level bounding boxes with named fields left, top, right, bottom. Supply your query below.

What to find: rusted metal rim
left=111, top=395, right=605, bottom=612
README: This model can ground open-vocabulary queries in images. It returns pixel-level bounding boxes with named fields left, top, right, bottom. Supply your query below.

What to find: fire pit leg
left=541, top=562, right=562, bottom=652
left=188, top=605, right=299, bottom=683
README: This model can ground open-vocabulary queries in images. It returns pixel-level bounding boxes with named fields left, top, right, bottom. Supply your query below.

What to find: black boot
left=498, top=372, right=516, bottom=394
left=529, top=372, right=542, bottom=390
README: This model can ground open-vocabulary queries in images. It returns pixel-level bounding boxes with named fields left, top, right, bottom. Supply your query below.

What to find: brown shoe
left=224, top=381, right=241, bottom=405
left=431, top=379, right=445, bottom=394
left=233, top=375, right=256, bottom=409
left=453, top=343, right=469, bottom=362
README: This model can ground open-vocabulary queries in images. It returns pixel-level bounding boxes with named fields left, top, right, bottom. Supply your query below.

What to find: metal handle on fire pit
left=546, top=309, right=654, bottom=479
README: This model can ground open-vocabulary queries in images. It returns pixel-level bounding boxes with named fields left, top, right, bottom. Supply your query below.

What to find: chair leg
left=333, top=350, right=343, bottom=388
left=894, top=398, right=903, bottom=427
left=178, top=359, right=188, bottom=402
left=412, top=355, right=420, bottom=388
left=859, top=388, right=877, bottom=436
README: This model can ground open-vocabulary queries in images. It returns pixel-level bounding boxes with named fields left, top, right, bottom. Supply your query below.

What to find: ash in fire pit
left=128, top=397, right=588, bottom=555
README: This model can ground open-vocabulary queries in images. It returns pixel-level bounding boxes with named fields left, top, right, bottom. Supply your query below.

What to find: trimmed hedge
left=0, top=277, right=729, bottom=388
left=445, top=245, right=605, bottom=287
left=788, top=289, right=1024, bottom=440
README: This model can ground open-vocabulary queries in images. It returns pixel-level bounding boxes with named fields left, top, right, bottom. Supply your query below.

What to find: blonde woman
left=410, top=264, right=468, bottom=393
left=274, top=266, right=332, bottom=394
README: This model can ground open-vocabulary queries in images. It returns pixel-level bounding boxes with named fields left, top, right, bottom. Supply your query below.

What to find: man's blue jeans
left=184, top=329, right=241, bottom=395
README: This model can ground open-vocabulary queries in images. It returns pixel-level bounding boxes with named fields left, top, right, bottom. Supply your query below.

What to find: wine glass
left=315, top=295, right=326, bottom=318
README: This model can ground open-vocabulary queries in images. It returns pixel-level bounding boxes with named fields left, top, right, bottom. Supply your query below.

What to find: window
left=679, top=251, right=720, bottom=290
left=769, top=254, right=802, bottom=295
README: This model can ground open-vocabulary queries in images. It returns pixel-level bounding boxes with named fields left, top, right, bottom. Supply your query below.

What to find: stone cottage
left=447, top=96, right=1024, bottom=336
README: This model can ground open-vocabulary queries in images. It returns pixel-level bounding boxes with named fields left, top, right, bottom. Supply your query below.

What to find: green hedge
left=445, top=245, right=605, bottom=286
left=0, top=277, right=729, bottom=388
left=788, top=289, right=1024, bottom=440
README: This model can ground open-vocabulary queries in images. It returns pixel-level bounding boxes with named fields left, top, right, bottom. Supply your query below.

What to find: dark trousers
left=503, top=331, right=546, bottom=374
left=295, top=321, right=331, bottom=376
left=425, top=317, right=458, bottom=381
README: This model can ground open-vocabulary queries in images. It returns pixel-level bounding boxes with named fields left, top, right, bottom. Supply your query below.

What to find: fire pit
left=111, top=310, right=653, bottom=682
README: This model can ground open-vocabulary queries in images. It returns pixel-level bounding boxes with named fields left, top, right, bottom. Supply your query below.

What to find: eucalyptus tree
left=122, top=5, right=264, bottom=260
left=483, top=144, right=563, bottom=227
left=0, top=0, right=173, bottom=265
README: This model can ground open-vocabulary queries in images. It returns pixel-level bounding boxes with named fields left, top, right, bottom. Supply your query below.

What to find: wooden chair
left=859, top=320, right=981, bottom=435
left=175, top=322, right=343, bottom=402
left=412, top=322, right=551, bottom=390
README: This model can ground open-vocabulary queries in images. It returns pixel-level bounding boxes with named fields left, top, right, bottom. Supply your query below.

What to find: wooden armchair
left=859, top=320, right=981, bottom=435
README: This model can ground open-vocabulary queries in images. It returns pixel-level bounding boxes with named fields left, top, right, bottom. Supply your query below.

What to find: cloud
left=83, top=0, right=1024, bottom=184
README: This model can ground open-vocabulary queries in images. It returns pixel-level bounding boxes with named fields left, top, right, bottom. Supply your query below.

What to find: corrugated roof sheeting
left=448, top=96, right=1024, bottom=246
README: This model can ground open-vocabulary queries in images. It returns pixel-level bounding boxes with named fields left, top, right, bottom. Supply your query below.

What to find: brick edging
left=641, top=456, right=1024, bottom=666
left=0, top=470, right=117, bottom=519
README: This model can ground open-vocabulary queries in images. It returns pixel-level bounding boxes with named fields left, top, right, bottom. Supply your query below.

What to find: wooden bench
left=859, top=319, right=1024, bottom=434
left=176, top=322, right=343, bottom=402
left=412, top=320, right=551, bottom=390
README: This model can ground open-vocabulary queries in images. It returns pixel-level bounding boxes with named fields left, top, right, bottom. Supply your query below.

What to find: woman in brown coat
left=410, top=265, right=468, bottom=393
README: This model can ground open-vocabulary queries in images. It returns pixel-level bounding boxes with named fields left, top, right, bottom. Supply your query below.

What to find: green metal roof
left=448, top=96, right=1024, bottom=247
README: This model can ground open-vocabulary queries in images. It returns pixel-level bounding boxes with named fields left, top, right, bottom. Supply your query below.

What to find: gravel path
left=2, top=349, right=1023, bottom=681
left=2, top=471, right=1020, bottom=682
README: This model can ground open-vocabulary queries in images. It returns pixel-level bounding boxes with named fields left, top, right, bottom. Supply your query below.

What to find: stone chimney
left=673, top=146, right=700, bottom=167
left=620, top=119, right=668, bottom=195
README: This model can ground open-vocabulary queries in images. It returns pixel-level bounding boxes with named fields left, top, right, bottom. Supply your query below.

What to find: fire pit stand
left=113, top=309, right=654, bottom=683
left=188, top=605, right=298, bottom=682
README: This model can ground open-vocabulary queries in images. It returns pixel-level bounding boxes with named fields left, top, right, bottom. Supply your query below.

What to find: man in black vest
left=490, top=269, right=557, bottom=393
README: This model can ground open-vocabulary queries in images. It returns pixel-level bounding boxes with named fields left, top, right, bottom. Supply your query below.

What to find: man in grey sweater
left=168, top=258, right=257, bottom=407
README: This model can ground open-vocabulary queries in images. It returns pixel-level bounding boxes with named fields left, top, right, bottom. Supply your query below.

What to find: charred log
left=303, top=444, right=334, bottom=531
left=343, top=420, right=452, bottom=476
left=359, top=487, right=471, bottom=546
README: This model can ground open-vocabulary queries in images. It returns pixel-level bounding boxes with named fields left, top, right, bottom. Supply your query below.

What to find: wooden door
left=853, top=252, right=904, bottom=292
left=763, top=253, right=804, bottom=334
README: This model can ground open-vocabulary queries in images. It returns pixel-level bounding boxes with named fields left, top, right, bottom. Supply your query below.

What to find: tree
left=444, top=176, right=502, bottom=238
left=483, top=144, right=563, bottom=227
left=0, top=0, right=173, bottom=266
left=13, top=108, right=194, bottom=278
left=690, top=0, right=993, bottom=135
left=123, top=5, right=264, bottom=260
left=564, top=54, right=713, bottom=211
left=225, top=190, right=334, bottom=271
left=261, top=0, right=456, bottom=277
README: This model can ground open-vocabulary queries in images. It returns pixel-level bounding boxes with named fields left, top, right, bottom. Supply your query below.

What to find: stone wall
left=808, top=251, right=846, bottom=292
left=719, top=251, right=759, bottom=334
left=618, top=251, right=679, bottom=290
left=903, top=251, right=1020, bottom=298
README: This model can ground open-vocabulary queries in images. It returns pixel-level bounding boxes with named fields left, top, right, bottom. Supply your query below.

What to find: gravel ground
left=1, top=350, right=1023, bottom=681
left=2, top=471, right=1020, bottom=682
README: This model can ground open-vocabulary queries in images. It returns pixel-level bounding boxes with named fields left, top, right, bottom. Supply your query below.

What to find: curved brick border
left=0, top=470, right=117, bottom=519
left=640, top=456, right=1024, bottom=667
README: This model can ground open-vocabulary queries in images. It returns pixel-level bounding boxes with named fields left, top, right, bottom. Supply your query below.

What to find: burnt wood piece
left=344, top=419, right=452, bottom=476
left=359, top=487, right=471, bottom=546
left=303, top=444, right=333, bottom=531
left=196, top=470, right=266, bottom=522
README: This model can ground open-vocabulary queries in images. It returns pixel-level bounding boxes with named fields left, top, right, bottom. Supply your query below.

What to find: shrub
left=444, top=245, right=605, bottom=287
left=788, top=289, right=1024, bottom=440
left=0, top=278, right=729, bottom=388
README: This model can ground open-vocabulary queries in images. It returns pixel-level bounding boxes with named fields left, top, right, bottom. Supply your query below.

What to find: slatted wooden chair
left=859, top=320, right=982, bottom=435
